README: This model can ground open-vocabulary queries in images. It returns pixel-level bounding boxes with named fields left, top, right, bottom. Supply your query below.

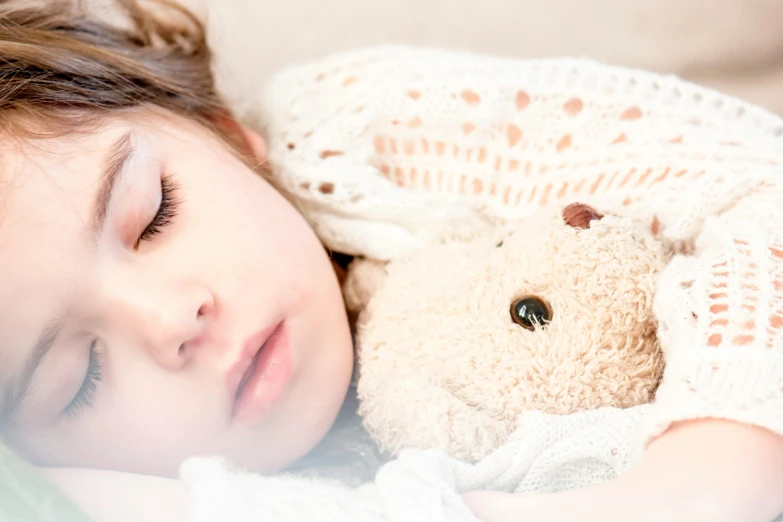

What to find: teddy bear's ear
left=562, top=203, right=604, bottom=229
left=342, top=258, right=390, bottom=318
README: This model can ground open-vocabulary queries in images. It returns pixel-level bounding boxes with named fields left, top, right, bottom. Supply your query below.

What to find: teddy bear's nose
left=562, top=203, right=604, bottom=229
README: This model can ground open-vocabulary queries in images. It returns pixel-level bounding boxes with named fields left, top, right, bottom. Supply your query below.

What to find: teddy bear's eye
left=510, top=296, right=552, bottom=330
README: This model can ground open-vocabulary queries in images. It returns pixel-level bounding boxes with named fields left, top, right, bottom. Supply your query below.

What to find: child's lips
left=227, top=321, right=292, bottom=423
left=234, top=350, right=260, bottom=401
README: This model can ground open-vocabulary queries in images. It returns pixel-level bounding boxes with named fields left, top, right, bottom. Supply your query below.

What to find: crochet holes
left=376, top=163, right=425, bottom=189
left=616, top=169, right=636, bottom=189
left=653, top=167, right=671, bottom=185
left=604, top=171, right=622, bottom=190
left=768, top=258, right=783, bottom=349
left=707, top=260, right=731, bottom=347
left=718, top=238, right=768, bottom=347
left=634, top=169, right=653, bottom=187
left=507, top=125, right=523, bottom=146
left=620, top=107, right=643, bottom=120
left=342, top=76, right=358, bottom=87
left=468, top=177, right=483, bottom=194
left=461, top=90, right=481, bottom=105
left=319, top=150, right=344, bottom=159
left=563, top=98, right=583, bottom=117
left=516, top=91, right=530, bottom=110
left=538, top=184, right=552, bottom=204
left=373, top=136, right=385, bottom=154
left=650, top=216, right=661, bottom=236
left=556, top=134, right=572, bottom=152
left=407, top=90, right=421, bottom=100
left=612, top=133, right=627, bottom=145
left=588, top=174, right=605, bottom=195
left=318, top=182, right=335, bottom=194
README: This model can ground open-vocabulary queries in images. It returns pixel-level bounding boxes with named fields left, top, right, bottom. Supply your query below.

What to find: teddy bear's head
left=350, top=203, right=668, bottom=462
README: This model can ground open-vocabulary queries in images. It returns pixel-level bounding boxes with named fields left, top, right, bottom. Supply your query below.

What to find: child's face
left=0, top=112, right=354, bottom=476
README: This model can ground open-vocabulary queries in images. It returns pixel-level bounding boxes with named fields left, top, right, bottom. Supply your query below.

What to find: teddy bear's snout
left=562, top=203, right=604, bottom=229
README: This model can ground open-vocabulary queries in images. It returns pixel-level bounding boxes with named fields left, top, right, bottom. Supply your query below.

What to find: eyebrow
left=1, top=132, right=136, bottom=425
left=90, top=131, right=135, bottom=240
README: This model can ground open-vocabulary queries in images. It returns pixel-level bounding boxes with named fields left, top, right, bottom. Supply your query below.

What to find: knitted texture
left=254, top=46, right=783, bottom=447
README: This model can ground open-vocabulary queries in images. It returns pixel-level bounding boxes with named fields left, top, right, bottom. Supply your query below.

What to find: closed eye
left=63, top=340, right=103, bottom=419
left=136, top=173, right=179, bottom=247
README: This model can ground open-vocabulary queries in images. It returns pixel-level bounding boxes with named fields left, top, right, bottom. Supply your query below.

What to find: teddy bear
left=342, top=202, right=668, bottom=463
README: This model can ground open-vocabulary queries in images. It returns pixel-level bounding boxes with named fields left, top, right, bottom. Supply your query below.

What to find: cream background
left=177, top=0, right=783, bottom=115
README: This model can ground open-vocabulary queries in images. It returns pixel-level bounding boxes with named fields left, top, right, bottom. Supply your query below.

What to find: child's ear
left=209, top=112, right=267, bottom=162
left=235, top=123, right=267, bottom=162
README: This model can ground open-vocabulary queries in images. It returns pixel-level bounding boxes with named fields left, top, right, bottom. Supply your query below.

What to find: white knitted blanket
left=181, top=405, right=651, bottom=522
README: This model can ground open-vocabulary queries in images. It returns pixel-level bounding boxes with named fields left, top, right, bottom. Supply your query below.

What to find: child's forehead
left=0, top=123, right=128, bottom=198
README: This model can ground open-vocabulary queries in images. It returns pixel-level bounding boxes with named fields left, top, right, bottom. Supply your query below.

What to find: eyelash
left=136, top=173, right=180, bottom=246
left=64, top=340, right=103, bottom=418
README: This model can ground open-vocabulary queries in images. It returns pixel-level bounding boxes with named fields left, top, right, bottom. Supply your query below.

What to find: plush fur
left=345, top=203, right=668, bottom=462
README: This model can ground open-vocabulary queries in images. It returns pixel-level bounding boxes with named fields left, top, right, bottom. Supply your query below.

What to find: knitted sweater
left=181, top=46, right=783, bottom=521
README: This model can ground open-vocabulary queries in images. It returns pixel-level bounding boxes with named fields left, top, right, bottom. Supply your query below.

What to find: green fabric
left=0, top=443, right=90, bottom=522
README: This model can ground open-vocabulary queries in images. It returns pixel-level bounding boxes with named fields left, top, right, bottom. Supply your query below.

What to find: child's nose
left=154, top=292, right=213, bottom=370
left=125, top=286, right=215, bottom=371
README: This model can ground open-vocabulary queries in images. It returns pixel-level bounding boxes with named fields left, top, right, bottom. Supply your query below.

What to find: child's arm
left=463, top=417, right=783, bottom=522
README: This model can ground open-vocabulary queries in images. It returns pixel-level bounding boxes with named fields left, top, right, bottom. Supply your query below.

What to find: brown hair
left=0, top=0, right=251, bottom=160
